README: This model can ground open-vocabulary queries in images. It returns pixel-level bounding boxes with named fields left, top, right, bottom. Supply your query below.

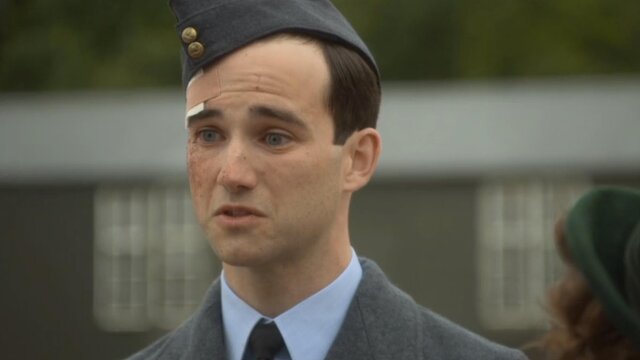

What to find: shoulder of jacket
left=124, top=324, right=190, bottom=360
left=415, top=307, right=527, bottom=359
left=357, top=258, right=526, bottom=359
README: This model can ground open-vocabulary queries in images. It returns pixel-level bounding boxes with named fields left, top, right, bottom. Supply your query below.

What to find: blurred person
left=538, top=187, right=640, bottom=359
left=127, top=1, right=526, bottom=359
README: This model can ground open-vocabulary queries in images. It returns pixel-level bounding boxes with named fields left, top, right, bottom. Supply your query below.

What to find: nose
left=217, top=142, right=258, bottom=193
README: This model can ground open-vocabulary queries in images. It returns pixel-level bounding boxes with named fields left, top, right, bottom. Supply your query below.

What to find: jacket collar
left=178, top=257, right=420, bottom=360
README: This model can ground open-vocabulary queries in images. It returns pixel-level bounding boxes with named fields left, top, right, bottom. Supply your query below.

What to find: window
left=94, top=185, right=218, bottom=331
left=476, top=179, right=590, bottom=329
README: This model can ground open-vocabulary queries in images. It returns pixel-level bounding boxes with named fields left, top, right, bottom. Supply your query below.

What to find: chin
left=213, top=243, right=275, bottom=268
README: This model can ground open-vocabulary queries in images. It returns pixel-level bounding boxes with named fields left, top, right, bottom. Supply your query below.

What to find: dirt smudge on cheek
left=186, top=145, right=200, bottom=188
left=186, top=146, right=212, bottom=218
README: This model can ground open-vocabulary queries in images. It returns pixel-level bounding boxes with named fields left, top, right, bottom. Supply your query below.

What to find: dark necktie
left=248, top=321, right=285, bottom=360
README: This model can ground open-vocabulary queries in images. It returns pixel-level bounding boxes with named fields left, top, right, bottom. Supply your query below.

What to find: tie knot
left=248, top=321, right=285, bottom=360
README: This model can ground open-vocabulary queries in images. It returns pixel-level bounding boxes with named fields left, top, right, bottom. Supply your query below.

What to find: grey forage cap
left=168, top=0, right=379, bottom=88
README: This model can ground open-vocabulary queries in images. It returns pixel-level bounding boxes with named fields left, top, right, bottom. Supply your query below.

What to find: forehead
left=185, top=36, right=330, bottom=118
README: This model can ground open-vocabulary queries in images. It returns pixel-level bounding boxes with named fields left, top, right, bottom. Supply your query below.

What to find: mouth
left=213, top=205, right=265, bottom=228
left=214, top=205, right=265, bottom=218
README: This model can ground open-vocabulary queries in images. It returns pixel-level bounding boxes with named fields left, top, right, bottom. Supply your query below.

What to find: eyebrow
left=186, top=104, right=309, bottom=131
left=186, top=108, right=223, bottom=127
left=249, top=105, right=309, bottom=131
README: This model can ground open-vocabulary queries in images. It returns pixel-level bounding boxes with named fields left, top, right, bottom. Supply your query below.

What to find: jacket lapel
left=183, top=279, right=228, bottom=360
left=324, top=293, right=374, bottom=360
left=325, top=258, right=421, bottom=360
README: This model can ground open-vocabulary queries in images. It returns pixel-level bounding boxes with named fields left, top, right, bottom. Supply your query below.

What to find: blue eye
left=264, top=133, right=290, bottom=147
left=198, top=129, right=221, bottom=143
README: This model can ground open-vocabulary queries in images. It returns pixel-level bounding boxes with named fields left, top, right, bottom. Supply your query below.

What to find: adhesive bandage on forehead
left=184, top=68, right=222, bottom=127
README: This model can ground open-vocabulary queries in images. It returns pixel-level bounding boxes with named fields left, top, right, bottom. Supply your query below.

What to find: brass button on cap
left=181, top=27, right=198, bottom=43
left=187, top=42, right=205, bottom=59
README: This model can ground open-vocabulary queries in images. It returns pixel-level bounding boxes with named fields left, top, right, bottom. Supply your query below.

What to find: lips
left=214, top=205, right=265, bottom=217
left=214, top=204, right=265, bottom=228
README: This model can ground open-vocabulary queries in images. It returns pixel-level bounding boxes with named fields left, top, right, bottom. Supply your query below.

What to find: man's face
left=186, top=36, right=347, bottom=268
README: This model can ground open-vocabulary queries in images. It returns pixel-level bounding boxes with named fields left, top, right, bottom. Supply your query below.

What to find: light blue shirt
left=221, top=249, right=363, bottom=360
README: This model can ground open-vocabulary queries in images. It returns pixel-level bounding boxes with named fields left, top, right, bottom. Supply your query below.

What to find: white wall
left=1, top=76, right=639, bottom=182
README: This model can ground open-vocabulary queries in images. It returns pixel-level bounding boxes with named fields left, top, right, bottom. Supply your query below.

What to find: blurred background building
left=1, top=1, right=639, bottom=359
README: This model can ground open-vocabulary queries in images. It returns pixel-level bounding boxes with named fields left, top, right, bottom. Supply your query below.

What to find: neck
left=223, top=224, right=352, bottom=318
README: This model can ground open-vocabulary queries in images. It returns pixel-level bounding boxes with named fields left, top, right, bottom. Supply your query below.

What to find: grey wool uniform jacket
left=128, top=258, right=527, bottom=360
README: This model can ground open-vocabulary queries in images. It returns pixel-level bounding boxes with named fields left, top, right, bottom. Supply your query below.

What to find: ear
left=342, top=128, right=382, bottom=192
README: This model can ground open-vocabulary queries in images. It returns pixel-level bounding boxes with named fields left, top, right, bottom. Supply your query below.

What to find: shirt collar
left=221, top=249, right=363, bottom=360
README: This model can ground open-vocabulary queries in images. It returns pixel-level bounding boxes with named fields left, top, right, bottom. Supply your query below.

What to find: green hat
left=565, top=187, right=640, bottom=349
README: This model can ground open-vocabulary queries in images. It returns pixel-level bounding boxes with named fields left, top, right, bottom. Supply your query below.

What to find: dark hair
left=317, top=40, right=380, bottom=144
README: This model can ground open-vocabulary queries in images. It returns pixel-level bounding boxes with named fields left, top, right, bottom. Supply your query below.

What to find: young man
left=129, top=1, right=527, bottom=359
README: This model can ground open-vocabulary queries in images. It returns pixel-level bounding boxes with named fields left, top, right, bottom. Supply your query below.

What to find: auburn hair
left=536, top=218, right=640, bottom=359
